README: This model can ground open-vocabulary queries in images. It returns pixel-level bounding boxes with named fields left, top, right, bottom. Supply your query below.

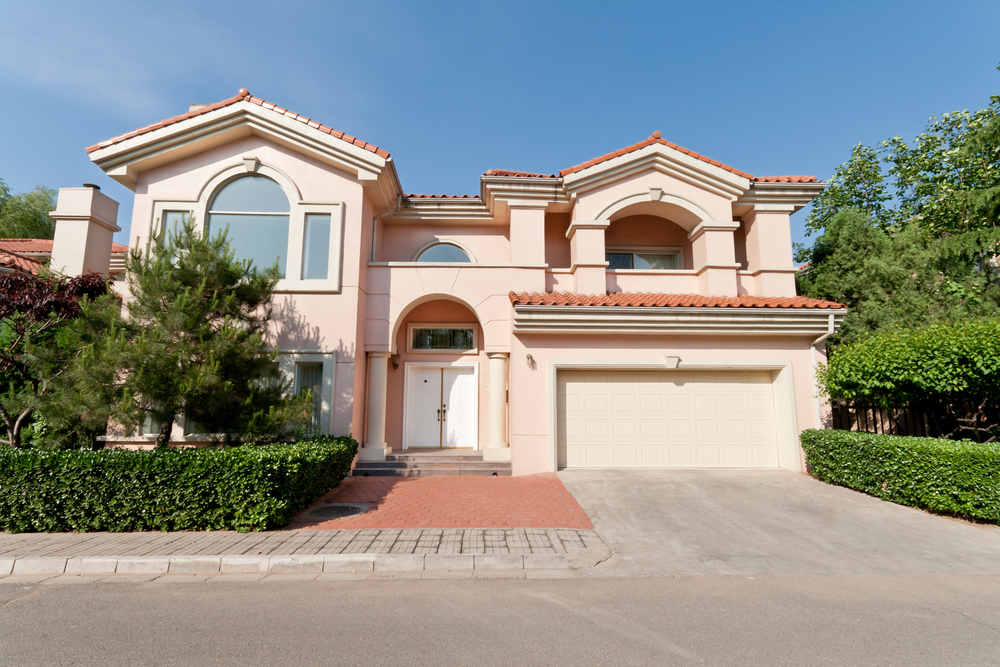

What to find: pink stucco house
left=60, top=88, right=844, bottom=475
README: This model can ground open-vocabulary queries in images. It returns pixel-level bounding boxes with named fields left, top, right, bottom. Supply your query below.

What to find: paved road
left=560, top=469, right=1000, bottom=577
left=1, top=575, right=998, bottom=666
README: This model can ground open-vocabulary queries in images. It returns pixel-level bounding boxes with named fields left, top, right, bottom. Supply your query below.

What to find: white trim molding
left=513, top=305, right=847, bottom=336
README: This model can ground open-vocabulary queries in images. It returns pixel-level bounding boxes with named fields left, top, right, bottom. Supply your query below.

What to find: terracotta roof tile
left=0, top=239, right=128, bottom=254
left=0, top=249, right=44, bottom=275
left=509, top=291, right=844, bottom=309
left=405, top=194, right=480, bottom=199
left=85, top=89, right=389, bottom=159
left=752, top=175, right=818, bottom=183
left=483, top=170, right=558, bottom=178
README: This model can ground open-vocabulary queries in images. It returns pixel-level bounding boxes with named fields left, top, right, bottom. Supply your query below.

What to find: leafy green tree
left=0, top=271, right=110, bottom=448
left=798, top=210, right=1000, bottom=344
left=0, top=178, right=57, bottom=239
left=56, top=220, right=312, bottom=447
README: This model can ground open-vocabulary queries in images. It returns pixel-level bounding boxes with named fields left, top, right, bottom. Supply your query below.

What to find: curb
left=3, top=551, right=608, bottom=576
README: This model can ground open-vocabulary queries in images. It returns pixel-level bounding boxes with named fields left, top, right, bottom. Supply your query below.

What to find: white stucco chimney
left=49, top=184, right=120, bottom=277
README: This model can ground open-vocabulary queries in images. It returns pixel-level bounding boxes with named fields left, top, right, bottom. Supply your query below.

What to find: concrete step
left=385, top=453, right=484, bottom=462
left=352, top=467, right=512, bottom=477
left=360, top=461, right=506, bottom=470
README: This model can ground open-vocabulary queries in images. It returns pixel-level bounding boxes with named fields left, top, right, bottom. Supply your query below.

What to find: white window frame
left=276, top=351, right=337, bottom=435
left=605, top=245, right=684, bottom=271
left=411, top=240, right=477, bottom=263
left=149, top=161, right=346, bottom=293
left=406, top=323, right=478, bottom=354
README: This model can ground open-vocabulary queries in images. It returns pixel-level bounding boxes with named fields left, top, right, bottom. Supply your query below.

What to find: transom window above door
left=408, top=325, right=477, bottom=353
left=606, top=248, right=682, bottom=270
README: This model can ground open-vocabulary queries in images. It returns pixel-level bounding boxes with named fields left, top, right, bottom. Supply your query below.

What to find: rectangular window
left=606, top=250, right=680, bottom=270
left=161, top=211, right=191, bottom=239
left=301, top=213, right=332, bottom=280
left=409, top=326, right=476, bottom=352
left=295, top=362, right=324, bottom=434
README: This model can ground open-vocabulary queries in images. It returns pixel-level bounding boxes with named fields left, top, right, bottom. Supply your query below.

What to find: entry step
left=353, top=450, right=512, bottom=477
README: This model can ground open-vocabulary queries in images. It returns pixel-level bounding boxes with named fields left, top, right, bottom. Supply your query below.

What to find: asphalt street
left=2, top=574, right=999, bottom=666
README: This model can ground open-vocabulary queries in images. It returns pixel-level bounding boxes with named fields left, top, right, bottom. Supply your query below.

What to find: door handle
left=437, top=408, right=441, bottom=422
left=441, top=405, right=447, bottom=422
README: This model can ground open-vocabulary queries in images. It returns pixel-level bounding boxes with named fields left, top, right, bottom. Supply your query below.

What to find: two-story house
left=64, top=89, right=843, bottom=475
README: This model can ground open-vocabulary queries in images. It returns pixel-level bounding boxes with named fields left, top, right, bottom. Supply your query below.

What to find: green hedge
left=800, top=429, right=1000, bottom=524
left=0, top=435, right=358, bottom=533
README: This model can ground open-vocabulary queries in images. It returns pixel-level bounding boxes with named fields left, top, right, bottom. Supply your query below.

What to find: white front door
left=405, top=365, right=477, bottom=449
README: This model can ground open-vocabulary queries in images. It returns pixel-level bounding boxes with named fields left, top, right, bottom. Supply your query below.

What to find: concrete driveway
left=559, top=469, right=1000, bottom=577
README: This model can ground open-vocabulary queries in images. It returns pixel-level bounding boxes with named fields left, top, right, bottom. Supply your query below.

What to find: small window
left=295, top=362, right=324, bottom=434
left=302, top=213, right=332, bottom=280
left=606, top=250, right=680, bottom=270
left=408, top=325, right=477, bottom=353
left=161, top=211, right=191, bottom=240
left=415, top=243, right=472, bottom=263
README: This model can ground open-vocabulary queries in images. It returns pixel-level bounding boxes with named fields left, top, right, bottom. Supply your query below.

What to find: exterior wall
left=543, top=212, right=571, bottom=269
left=605, top=214, right=692, bottom=268
left=508, top=333, right=821, bottom=476
left=378, top=224, right=510, bottom=263
left=132, top=135, right=370, bottom=437
left=384, top=300, right=490, bottom=449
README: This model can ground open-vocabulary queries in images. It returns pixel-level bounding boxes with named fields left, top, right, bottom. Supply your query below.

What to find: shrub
left=0, top=435, right=358, bottom=532
left=800, top=429, right=1000, bottom=524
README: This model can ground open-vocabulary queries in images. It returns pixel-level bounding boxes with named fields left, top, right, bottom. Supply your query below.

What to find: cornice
left=512, top=305, right=846, bottom=336
left=735, top=181, right=826, bottom=214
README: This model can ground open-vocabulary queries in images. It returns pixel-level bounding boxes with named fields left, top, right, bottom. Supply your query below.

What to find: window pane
left=605, top=253, right=633, bottom=270
left=416, top=243, right=471, bottom=263
left=209, top=175, right=290, bottom=213
left=635, top=253, right=679, bottom=270
left=302, top=213, right=331, bottom=280
left=208, top=213, right=289, bottom=278
left=295, top=362, right=324, bottom=434
left=161, top=211, right=190, bottom=239
left=411, top=328, right=475, bottom=350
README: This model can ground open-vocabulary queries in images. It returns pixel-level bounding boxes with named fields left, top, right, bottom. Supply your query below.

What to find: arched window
left=415, top=242, right=472, bottom=263
left=207, top=175, right=290, bottom=277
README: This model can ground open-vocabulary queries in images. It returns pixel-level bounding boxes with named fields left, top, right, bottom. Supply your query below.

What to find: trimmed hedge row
left=0, top=435, right=358, bottom=533
left=800, top=429, right=1000, bottom=524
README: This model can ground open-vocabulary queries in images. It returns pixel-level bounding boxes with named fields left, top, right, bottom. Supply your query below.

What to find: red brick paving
left=288, top=474, right=593, bottom=530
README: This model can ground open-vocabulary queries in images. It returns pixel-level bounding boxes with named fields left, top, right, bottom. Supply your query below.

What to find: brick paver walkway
left=287, top=473, right=594, bottom=530
left=0, top=528, right=603, bottom=558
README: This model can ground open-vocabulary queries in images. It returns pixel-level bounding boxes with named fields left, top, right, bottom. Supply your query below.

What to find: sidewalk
left=0, top=474, right=608, bottom=581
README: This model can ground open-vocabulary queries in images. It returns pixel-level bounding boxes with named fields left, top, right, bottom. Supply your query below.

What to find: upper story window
left=415, top=242, right=472, bottom=263
left=207, top=175, right=290, bottom=277
left=606, top=249, right=682, bottom=270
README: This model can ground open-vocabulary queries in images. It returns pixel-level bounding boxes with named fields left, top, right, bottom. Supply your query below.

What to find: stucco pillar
left=49, top=185, right=120, bottom=277
left=566, top=220, right=609, bottom=295
left=509, top=202, right=546, bottom=293
left=743, top=210, right=798, bottom=297
left=483, top=352, right=510, bottom=462
left=359, top=351, right=391, bottom=461
left=689, top=222, right=739, bottom=297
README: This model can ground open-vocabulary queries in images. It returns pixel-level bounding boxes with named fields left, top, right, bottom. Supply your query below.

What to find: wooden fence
left=830, top=398, right=999, bottom=443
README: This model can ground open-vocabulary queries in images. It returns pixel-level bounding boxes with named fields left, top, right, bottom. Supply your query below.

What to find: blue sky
left=1, top=0, right=997, bottom=249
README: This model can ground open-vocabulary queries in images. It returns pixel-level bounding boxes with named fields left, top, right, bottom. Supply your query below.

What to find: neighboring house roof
left=0, top=239, right=129, bottom=255
left=483, top=170, right=558, bottom=179
left=85, top=89, right=389, bottom=159
left=0, top=248, right=44, bottom=275
left=509, top=291, right=845, bottom=309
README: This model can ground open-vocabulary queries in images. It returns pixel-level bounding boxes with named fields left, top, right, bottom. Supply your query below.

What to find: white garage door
left=557, top=370, right=780, bottom=468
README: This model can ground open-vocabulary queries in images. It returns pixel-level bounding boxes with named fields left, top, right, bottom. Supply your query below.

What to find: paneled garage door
left=557, top=370, right=780, bottom=468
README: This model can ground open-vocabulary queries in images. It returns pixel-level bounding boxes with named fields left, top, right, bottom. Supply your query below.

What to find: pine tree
left=58, top=219, right=312, bottom=447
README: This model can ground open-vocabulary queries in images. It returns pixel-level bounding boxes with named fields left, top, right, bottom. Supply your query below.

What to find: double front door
left=405, top=365, right=476, bottom=449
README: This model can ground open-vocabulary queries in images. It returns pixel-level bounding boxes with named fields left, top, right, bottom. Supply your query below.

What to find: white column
left=359, top=351, right=390, bottom=461
left=483, top=352, right=511, bottom=462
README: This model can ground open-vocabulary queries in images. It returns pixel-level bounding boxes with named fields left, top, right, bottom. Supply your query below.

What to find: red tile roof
left=557, top=131, right=819, bottom=184
left=509, top=291, right=844, bottom=309
left=483, top=170, right=558, bottom=179
left=405, top=194, right=480, bottom=199
left=0, top=249, right=44, bottom=274
left=85, top=89, right=389, bottom=159
left=0, top=239, right=128, bottom=254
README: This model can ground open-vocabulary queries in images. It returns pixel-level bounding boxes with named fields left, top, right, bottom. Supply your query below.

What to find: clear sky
left=1, top=0, right=997, bottom=249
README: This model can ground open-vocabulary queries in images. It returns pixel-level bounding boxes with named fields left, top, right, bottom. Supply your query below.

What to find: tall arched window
left=415, top=242, right=472, bottom=263
left=207, top=175, right=290, bottom=277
